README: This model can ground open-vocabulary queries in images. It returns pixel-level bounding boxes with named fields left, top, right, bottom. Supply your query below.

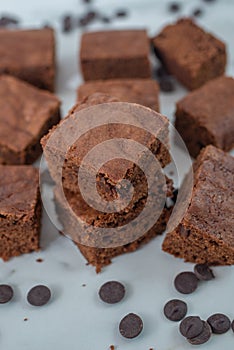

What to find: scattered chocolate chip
left=78, top=11, right=98, bottom=27
left=101, top=16, right=111, bottom=24
left=119, top=313, right=143, bottom=339
left=232, top=320, right=234, bottom=332
left=82, top=284, right=86, bottom=287
left=164, top=299, right=187, bottom=321
left=174, top=272, right=198, bottom=294
left=0, top=284, right=14, bottom=304
left=194, top=264, right=214, bottom=281
left=180, top=316, right=204, bottom=339
left=27, top=285, right=51, bottom=306
left=159, top=78, right=175, bottom=93
left=62, top=15, right=73, bottom=33
left=0, top=15, right=19, bottom=27
left=207, top=313, right=231, bottom=334
left=192, top=8, right=203, bottom=17
left=188, top=321, right=211, bottom=345
left=115, top=9, right=128, bottom=18
left=99, top=281, right=125, bottom=304
left=109, top=346, right=115, bottom=350
left=24, top=317, right=28, bottom=321
left=36, top=258, right=44, bottom=263
left=168, top=2, right=181, bottom=13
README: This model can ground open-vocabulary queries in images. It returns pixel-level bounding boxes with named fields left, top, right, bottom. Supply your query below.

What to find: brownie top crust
left=185, top=145, right=234, bottom=247
left=0, top=75, right=60, bottom=153
left=77, top=79, right=160, bottom=111
left=153, top=18, right=225, bottom=76
left=80, top=30, right=150, bottom=60
left=176, top=76, right=234, bottom=149
left=0, top=28, right=54, bottom=71
left=0, top=165, right=39, bottom=218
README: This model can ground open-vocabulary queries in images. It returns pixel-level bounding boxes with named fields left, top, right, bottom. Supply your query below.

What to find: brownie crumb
left=109, top=346, right=115, bottom=350
left=36, top=258, right=44, bottom=263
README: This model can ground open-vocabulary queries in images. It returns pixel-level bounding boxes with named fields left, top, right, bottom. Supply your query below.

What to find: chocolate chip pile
left=0, top=284, right=51, bottom=307
left=163, top=264, right=233, bottom=345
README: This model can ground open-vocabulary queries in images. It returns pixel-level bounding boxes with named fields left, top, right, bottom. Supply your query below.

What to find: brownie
left=162, top=145, right=234, bottom=265
left=42, top=93, right=171, bottom=201
left=80, top=30, right=151, bottom=81
left=0, top=27, right=55, bottom=91
left=175, top=76, right=234, bottom=158
left=0, top=75, right=60, bottom=165
left=0, top=165, right=41, bottom=261
left=77, top=79, right=160, bottom=111
left=152, top=18, right=226, bottom=90
left=55, top=181, right=174, bottom=272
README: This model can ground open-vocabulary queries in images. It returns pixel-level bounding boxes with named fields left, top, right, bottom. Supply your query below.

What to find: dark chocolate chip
left=101, top=16, right=111, bottom=24
left=0, top=15, right=19, bottom=27
left=27, top=285, right=51, bottom=306
left=231, top=320, right=234, bottom=332
left=194, top=264, right=214, bottom=281
left=192, top=8, right=203, bottom=17
left=159, top=78, right=175, bottom=93
left=119, top=313, right=143, bottom=339
left=78, top=10, right=98, bottom=27
left=0, top=284, right=14, bottom=304
left=115, top=10, right=128, bottom=18
left=99, top=281, right=125, bottom=304
left=188, top=321, right=211, bottom=345
left=168, top=2, right=181, bottom=12
left=174, top=272, right=198, bottom=294
left=164, top=299, right=187, bottom=321
left=62, top=15, right=73, bottom=33
left=207, top=313, right=231, bottom=334
left=180, top=316, right=204, bottom=339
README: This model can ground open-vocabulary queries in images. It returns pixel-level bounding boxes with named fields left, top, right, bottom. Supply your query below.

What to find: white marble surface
left=0, top=0, right=234, bottom=349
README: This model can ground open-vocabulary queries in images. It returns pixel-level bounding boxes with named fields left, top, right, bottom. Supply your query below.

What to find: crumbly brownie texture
left=41, top=93, right=171, bottom=199
left=0, top=28, right=55, bottom=91
left=55, top=183, right=173, bottom=273
left=80, top=30, right=151, bottom=81
left=152, top=18, right=226, bottom=90
left=0, top=75, right=60, bottom=165
left=0, top=165, right=41, bottom=261
left=162, top=145, right=234, bottom=265
left=175, top=76, right=234, bottom=158
left=77, top=79, right=160, bottom=111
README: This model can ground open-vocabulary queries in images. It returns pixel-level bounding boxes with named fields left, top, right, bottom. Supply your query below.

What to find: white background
left=0, top=0, right=234, bottom=349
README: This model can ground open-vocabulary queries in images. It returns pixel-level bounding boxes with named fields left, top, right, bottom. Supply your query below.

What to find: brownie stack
left=42, top=93, right=174, bottom=272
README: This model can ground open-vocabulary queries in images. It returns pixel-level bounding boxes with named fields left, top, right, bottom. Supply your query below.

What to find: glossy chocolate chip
left=99, top=281, right=125, bottom=304
left=188, top=321, right=211, bottom=345
left=119, top=313, right=143, bottom=339
left=194, top=264, right=214, bottom=281
left=180, top=316, right=204, bottom=339
left=164, top=299, right=187, bottom=321
left=0, top=284, right=14, bottom=304
left=27, top=285, right=51, bottom=306
left=174, top=272, right=198, bottom=294
left=207, top=313, right=231, bottom=334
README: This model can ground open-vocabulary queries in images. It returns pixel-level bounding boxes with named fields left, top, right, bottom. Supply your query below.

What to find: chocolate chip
left=202, top=0, right=216, bottom=2
left=164, top=299, right=187, bottom=321
left=192, top=8, right=203, bottom=17
left=101, top=16, right=111, bottom=24
left=115, top=10, right=128, bottom=18
left=188, top=321, right=211, bottom=345
left=83, top=0, right=92, bottom=3
left=62, top=15, right=73, bottom=33
left=174, top=272, right=198, bottom=294
left=207, top=313, right=231, bottom=334
left=27, top=285, right=51, bottom=306
left=168, top=2, right=181, bottom=12
left=180, top=316, right=204, bottom=339
left=159, top=78, right=175, bottom=93
left=0, top=15, right=19, bottom=27
left=194, top=264, right=214, bottom=281
left=78, top=10, right=98, bottom=27
left=0, top=284, right=14, bottom=304
left=36, top=258, right=44, bottom=263
left=119, top=313, right=143, bottom=339
left=99, top=281, right=125, bottom=304
left=232, top=320, right=234, bottom=332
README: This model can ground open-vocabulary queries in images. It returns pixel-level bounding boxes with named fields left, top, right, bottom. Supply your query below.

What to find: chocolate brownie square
left=41, top=93, right=171, bottom=198
left=162, top=145, right=234, bottom=265
left=80, top=30, right=151, bottom=81
left=0, top=165, right=41, bottom=261
left=77, top=79, right=160, bottom=111
left=0, top=27, right=55, bottom=91
left=152, top=18, right=226, bottom=90
left=54, top=177, right=174, bottom=272
left=0, top=75, right=60, bottom=165
left=175, top=76, right=234, bottom=158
